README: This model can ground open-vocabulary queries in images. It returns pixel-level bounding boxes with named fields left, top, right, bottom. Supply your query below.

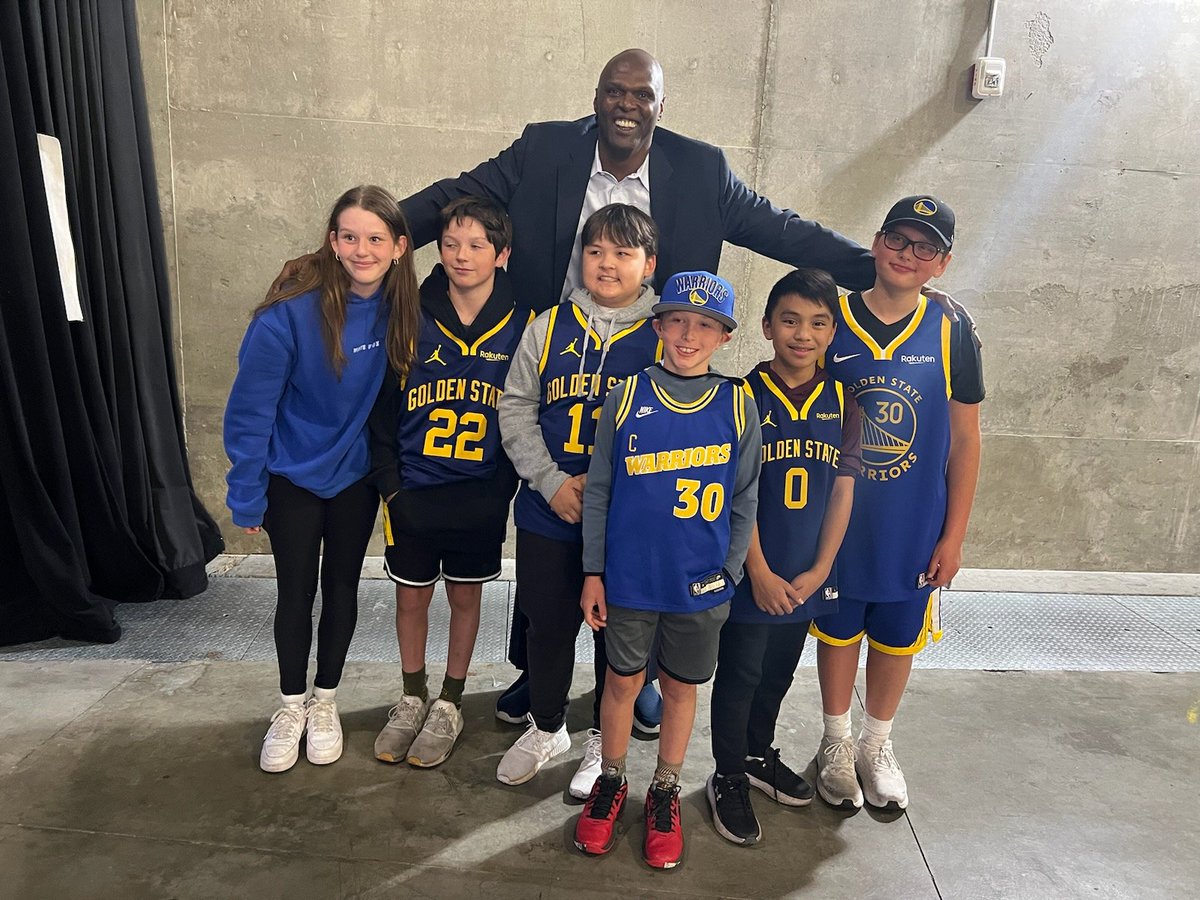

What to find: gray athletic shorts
left=605, top=601, right=731, bottom=685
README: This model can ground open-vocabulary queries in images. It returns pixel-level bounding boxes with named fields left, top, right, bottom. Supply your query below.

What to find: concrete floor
left=3, top=575, right=1200, bottom=898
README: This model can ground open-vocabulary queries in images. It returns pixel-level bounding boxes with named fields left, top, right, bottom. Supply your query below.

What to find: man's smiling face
left=593, top=50, right=664, bottom=164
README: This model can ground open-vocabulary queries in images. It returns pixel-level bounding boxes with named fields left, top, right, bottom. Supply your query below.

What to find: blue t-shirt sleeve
left=223, top=311, right=295, bottom=527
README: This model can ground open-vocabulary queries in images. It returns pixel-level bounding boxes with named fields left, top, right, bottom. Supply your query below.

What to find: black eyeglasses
left=880, top=230, right=946, bottom=262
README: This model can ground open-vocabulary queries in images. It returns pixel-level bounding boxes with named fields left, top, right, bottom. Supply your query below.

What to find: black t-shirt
left=846, top=292, right=985, bottom=404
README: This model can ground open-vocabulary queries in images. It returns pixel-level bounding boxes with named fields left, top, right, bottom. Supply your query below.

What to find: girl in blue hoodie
left=224, top=185, right=421, bottom=773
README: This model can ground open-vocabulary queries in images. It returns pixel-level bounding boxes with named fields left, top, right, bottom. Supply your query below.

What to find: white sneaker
left=305, top=696, right=343, bottom=765
left=856, top=738, right=908, bottom=810
left=569, top=728, right=603, bottom=799
left=260, top=703, right=307, bottom=773
left=375, top=694, right=427, bottom=763
left=815, top=735, right=863, bottom=809
left=496, top=715, right=570, bottom=785
left=407, top=699, right=464, bottom=768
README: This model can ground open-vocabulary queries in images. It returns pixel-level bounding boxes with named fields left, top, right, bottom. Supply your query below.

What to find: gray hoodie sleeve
left=580, top=381, right=627, bottom=574
left=724, top=391, right=762, bottom=584
left=498, top=309, right=570, bottom=503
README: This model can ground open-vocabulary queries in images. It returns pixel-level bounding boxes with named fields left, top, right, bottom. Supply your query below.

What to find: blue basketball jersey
left=825, top=293, right=953, bottom=603
left=730, top=369, right=845, bottom=624
left=513, top=302, right=661, bottom=542
left=604, top=372, right=747, bottom=613
left=397, top=307, right=531, bottom=490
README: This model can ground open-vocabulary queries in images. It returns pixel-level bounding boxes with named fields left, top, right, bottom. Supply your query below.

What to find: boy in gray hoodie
left=495, top=204, right=661, bottom=797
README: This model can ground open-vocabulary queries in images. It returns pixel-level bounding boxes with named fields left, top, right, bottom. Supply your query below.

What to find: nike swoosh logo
left=635, top=409, right=658, bottom=418
left=831, top=353, right=861, bottom=363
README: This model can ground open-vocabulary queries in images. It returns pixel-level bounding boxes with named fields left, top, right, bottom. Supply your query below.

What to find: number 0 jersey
left=512, top=301, right=661, bottom=542
left=604, top=372, right=747, bottom=613
left=825, top=293, right=952, bottom=604
left=397, top=307, right=531, bottom=490
left=730, top=368, right=846, bottom=624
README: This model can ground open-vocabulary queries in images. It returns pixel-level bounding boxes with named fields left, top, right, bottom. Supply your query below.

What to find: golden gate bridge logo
left=856, top=387, right=917, bottom=469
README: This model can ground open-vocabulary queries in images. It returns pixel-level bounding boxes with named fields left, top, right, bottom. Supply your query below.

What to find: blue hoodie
left=224, top=288, right=388, bottom=527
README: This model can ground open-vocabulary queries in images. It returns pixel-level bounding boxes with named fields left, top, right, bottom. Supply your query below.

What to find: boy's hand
left=269, top=253, right=318, bottom=296
left=242, top=526, right=262, bottom=535
left=549, top=475, right=585, bottom=523
left=925, top=537, right=963, bottom=588
left=581, top=576, right=607, bottom=630
left=751, top=569, right=796, bottom=616
left=788, top=569, right=829, bottom=609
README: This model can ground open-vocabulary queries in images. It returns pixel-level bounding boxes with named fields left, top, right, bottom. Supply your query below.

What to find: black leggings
left=263, top=474, right=378, bottom=696
left=710, top=618, right=808, bottom=774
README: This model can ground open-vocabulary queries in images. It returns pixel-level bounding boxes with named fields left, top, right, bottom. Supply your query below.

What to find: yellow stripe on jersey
left=537, top=306, right=560, bottom=374
left=838, top=293, right=929, bottom=360
left=433, top=320, right=470, bottom=357
left=734, top=382, right=746, bottom=436
left=757, top=370, right=801, bottom=420
left=835, top=379, right=845, bottom=417
left=569, top=304, right=655, bottom=350
left=467, top=308, right=517, bottom=355
left=798, top=380, right=827, bottom=420
left=654, top=338, right=664, bottom=363
left=649, top=379, right=719, bottom=414
left=613, top=375, right=639, bottom=429
left=941, top=315, right=952, bottom=399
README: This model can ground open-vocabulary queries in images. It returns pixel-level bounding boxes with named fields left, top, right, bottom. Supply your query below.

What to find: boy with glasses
left=812, top=196, right=984, bottom=811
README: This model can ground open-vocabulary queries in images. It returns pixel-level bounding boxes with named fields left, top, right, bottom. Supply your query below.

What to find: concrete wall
left=135, top=1, right=1200, bottom=572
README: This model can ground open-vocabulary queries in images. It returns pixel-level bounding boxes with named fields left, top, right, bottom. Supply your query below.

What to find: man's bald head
left=598, top=49, right=665, bottom=98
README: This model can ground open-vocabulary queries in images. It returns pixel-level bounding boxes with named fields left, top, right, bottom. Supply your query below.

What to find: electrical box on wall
left=972, top=57, right=1006, bottom=98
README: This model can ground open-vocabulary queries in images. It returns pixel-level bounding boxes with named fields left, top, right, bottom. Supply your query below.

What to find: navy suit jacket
left=401, top=116, right=875, bottom=312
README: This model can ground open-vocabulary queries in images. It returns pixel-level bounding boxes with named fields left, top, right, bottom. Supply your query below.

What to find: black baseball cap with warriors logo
left=881, top=195, right=954, bottom=250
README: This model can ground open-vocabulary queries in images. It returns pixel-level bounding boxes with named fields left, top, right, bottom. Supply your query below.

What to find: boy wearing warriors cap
left=574, top=271, right=762, bottom=869
left=812, top=196, right=984, bottom=811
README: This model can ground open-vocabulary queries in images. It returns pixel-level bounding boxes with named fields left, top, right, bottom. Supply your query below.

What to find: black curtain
left=0, top=0, right=223, bottom=646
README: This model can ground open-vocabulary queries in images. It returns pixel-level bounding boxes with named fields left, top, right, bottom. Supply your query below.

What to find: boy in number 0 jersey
left=707, top=268, right=861, bottom=845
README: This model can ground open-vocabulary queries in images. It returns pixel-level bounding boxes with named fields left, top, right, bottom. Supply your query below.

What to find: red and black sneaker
left=643, top=783, right=684, bottom=869
left=574, top=773, right=628, bottom=855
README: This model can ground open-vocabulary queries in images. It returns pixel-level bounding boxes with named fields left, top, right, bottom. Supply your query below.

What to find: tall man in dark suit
left=398, top=49, right=878, bottom=723
left=400, top=49, right=877, bottom=310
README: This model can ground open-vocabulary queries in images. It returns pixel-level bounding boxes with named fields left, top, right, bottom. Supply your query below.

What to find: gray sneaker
left=375, top=694, right=427, bottom=763
left=496, top=715, right=570, bottom=785
left=407, top=699, right=464, bottom=768
left=815, top=735, right=864, bottom=810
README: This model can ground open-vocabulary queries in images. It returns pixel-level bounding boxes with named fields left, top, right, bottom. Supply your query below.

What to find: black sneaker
left=706, top=773, right=761, bottom=846
left=745, top=748, right=814, bottom=807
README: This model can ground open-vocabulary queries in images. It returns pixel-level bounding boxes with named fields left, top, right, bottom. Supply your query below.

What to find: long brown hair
left=256, top=185, right=420, bottom=378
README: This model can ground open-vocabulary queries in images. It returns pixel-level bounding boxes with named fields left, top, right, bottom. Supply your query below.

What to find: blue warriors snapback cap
left=652, top=270, right=738, bottom=330
left=881, top=195, right=955, bottom=249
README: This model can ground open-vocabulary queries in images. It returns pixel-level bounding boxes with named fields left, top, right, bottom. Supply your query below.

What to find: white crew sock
left=823, top=709, right=852, bottom=742
left=280, top=692, right=307, bottom=708
left=858, top=712, right=893, bottom=749
left=312, top=686, right=337, bottom=702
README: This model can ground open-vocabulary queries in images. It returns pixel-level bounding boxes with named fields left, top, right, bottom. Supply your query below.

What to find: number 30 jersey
left=825, top=293, right=953, bottom=604
left=603, top=372, right=747, bottom=613
left=512, top=301, right=661, bottom=542
left=397, top=307, right=531, bottom=490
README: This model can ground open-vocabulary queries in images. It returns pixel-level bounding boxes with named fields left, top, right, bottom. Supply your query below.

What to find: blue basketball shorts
left=808, top=590, right=943, bottom=656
